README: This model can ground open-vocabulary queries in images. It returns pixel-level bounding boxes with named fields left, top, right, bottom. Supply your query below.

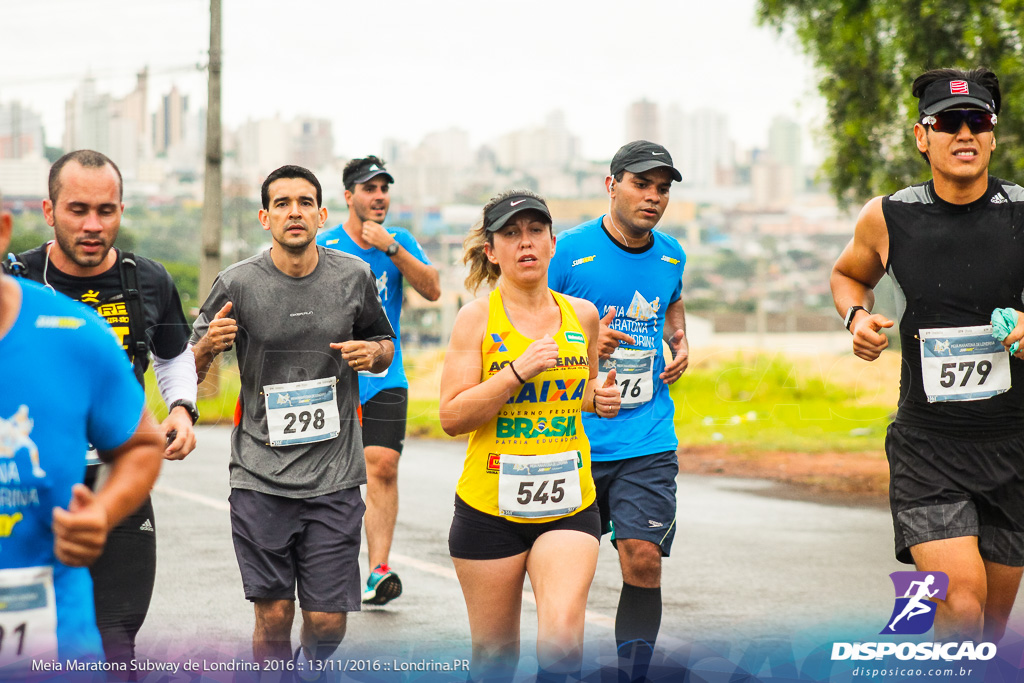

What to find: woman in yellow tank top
left=440, top=190, right=621, bottom=682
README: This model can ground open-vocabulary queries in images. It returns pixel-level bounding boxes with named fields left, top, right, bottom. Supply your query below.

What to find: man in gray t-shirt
left=192, top=165, right=394, bottom=669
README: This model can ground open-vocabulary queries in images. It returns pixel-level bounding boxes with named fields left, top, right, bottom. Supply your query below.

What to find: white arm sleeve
left=152, top=346, right=199, bottom=407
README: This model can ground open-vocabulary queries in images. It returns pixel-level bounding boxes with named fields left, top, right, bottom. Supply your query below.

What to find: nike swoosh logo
left=511, top=199, right=526, bottom=206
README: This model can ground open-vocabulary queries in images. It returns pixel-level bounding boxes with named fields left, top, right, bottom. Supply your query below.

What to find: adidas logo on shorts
left=140, top=519, right=155, bottom=532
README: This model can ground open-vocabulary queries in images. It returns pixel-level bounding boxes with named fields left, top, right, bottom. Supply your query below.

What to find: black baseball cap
left=610, top=140, right=682, bottom=182
left=918, top=78, right=996, bottom=116
left=343, top=158, right=395, bottom=189
left=483, top=194, right=552, bottom=232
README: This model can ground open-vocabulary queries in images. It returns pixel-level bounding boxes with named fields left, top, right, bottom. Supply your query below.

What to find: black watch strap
left=169, top=399, right=200, bottom=425
left=844, top=305, right=868, bottom=331
left=385, top=241, right=399, bottom=256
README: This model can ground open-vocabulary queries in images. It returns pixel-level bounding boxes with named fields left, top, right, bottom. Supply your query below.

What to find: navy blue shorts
left=448, top=495, right=601, bottom=560
left=592, top=450, right=678, bottom=556
left=361, top=387, right=407, bottom=453
left=229, top=487, right=364, bottom=612
left=886, top=422, right=1024, bottom=566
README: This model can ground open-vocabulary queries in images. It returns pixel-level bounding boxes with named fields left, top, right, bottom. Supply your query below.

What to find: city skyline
left=3, top=0, right=823, bottom=162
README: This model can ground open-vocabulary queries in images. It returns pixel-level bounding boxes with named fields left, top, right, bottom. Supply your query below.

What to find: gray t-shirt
left=191, top=247, right=394, bottom=498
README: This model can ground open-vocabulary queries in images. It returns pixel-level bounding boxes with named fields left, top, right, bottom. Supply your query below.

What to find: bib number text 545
left=516, top=479, right=566, bottom=506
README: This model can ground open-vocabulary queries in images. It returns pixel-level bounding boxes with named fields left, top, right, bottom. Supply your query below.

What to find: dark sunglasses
left=921, top=109, right=997, bottom=135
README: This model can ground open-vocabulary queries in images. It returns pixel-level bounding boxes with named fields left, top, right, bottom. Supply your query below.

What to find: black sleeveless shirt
left=884, top=176, right=1024, bottom=437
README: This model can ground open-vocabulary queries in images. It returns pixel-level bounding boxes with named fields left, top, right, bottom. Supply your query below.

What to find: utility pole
left=199, top=0, right=223, bottom=395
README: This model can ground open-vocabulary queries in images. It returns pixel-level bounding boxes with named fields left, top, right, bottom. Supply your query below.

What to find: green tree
left=757, top=1, right=1024, bottom=205
left=163, top=261, right=200, bottom=321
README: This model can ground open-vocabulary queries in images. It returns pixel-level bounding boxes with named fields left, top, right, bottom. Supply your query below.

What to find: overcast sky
left=2, top=0, right=823, bottom=161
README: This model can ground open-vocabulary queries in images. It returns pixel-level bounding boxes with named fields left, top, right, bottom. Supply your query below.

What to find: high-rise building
left=380, top=138, right=411, bottom=166
left=64, top=76, right=111, bottom=154
left=0, top=101, right=45, bottom=159
left=495, top=110, right=579, bottom=170
left=291, top=117, right=334, bottom=172
left=752, top=159, right=795, bottom=209
left=626, top=99, right=661, bottom=143
left=64, top=70, right=151, bottom=179
left=665, top=106, right=733, bottom=188
left=236, top=116, right=290, bottom=179
left=111, top=70, right=151, bottom=178
left=420, top=127, right=472, bottom=170
left=768, top=115, right=803, bottom=191
left=153, top=84, right=188, bottom=156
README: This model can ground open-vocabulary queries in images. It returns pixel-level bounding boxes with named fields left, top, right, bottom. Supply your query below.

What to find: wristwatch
left=384, top=241, right=399, bottom=257
left=844, top=305, right=868, bottom=331
left=169, top=399, right=200, bottom=425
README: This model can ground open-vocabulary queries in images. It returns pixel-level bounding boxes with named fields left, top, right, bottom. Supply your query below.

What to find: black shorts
left=592, top=450, right=678, bottom=556
left=361, top=387, right=407, bottom=453
left=448, top=495, right=601, bottom=560
left=886, top=422, right=1024, bottom=566
left=229, top=487, right=364, bottom=612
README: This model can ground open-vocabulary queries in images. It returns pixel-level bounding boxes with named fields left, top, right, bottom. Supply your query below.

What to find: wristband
left=509, top=360, right=526, bottom=384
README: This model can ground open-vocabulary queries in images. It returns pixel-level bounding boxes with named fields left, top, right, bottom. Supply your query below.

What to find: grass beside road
left=671, top=350, right=897, bottom=453
left=144, top=362, right=242, bottom=425
left=148, top=348, right=900, bottom=455
left=407, top=348, right=900, bottom=454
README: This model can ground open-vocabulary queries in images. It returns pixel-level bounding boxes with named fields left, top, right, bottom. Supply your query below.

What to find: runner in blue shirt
left=317, top=156, right=440, bottom=605
left=0, top=195, right=163, bottom=674
left=548, top=140, right=689, bottom=681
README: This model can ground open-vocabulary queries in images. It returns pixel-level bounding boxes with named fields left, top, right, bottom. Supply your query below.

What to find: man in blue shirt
left=0, top=190, right=163, bottom=674
left=317, top=156, right=440, bottom=606
left=548, top=140, right=689, bottom=679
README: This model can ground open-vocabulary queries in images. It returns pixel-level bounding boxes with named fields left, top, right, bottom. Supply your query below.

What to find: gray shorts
left=229, top=487, right=364, bottom=612
left=592, top=450, right=678, bottom=556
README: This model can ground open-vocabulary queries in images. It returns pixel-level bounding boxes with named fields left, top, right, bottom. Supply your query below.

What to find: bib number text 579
left=938, top=360, right=993, bottom=388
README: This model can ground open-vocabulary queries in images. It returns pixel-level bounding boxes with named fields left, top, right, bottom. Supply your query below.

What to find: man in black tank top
left=831, top=67, right=1024, bottom=644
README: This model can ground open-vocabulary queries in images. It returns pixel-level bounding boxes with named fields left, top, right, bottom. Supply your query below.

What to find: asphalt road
left=132, top=426, right=1022, bottom=679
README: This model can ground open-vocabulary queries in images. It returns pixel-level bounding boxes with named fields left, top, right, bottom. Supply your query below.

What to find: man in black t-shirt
left=14, top=150, right=198, bottom=675
left=832, top=67, right=1024, bottom=643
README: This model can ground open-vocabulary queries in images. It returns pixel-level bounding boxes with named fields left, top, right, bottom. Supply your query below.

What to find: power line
left=0, top=64, right=205, bottom=88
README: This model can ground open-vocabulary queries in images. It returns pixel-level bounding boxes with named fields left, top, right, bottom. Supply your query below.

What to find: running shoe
left=362, top=563, right=402, bottom=605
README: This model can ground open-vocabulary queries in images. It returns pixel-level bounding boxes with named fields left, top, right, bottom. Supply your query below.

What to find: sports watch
left=384, top=241, right=400, bottom=257
left=844, top=305, right=868, bottom=331
left=168, top=399, right=200, bottom=425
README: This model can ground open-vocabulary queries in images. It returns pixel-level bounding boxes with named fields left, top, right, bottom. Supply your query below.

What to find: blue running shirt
left=317, top=225, right=431, bottom=403
left=548, top=216, right=686, bottom=461
left=0, top=279, right=144, bottom=668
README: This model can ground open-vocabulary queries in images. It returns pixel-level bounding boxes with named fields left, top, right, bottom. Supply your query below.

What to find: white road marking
left=154, top=484, right=230, bottom=511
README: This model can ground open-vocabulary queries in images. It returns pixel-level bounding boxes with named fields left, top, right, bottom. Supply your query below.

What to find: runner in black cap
left=548, top=140, right=688, bottom=680
left=317, top=156, right=440, bottom=607
left=441, top=189, right=620, bottom=682
left=832, top=66, right=1024, bottom=642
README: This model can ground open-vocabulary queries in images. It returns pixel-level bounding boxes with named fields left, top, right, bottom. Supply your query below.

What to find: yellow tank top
left=456, top=288, right=596, bottom=523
